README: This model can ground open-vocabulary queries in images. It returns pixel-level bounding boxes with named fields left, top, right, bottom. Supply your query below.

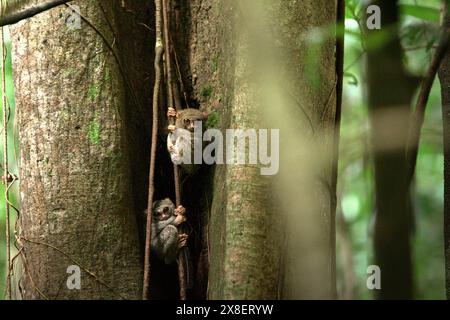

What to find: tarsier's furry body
left=151, top=198, right=187, bottom=264
left=167, top=108, right=207, bottom=175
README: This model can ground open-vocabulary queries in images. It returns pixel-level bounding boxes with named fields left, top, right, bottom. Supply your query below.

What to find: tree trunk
left=10, top=0, right=153, bottom=299
left=365, top=0, right=418, bottom=299
left=439, top=0, right=450, bottom=300
left=9, top=0, right=338, bottom=299
left=175, top=0, right=338, bottom=299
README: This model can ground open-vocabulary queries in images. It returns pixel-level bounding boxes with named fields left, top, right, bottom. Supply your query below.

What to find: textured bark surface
left=177, top=0, right=338, bottom=299
left=11, top=1, right=153, bottom=299
left=9, top=0, right=337, bottom=300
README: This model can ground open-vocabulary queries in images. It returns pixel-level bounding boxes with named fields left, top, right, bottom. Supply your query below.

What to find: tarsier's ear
left=152, top=200, right=160, bottom=211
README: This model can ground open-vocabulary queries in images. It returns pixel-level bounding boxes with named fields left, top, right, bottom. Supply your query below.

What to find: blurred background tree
left=337, top=0, right=445, bottom=299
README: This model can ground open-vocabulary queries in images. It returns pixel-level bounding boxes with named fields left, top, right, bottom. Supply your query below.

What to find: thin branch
left=162, top=0, right=190, bottom=298
left=19, top=250, right=49, bottom=300
left=330, top=0, right=346, bottom=300
left=1, top=0, right=11, bottom=300
left=171, top=36, right=189, bottom=107
left=162, top=0, right=174, bottom=109
left=143, top=0, right=163, bottom=300
left=0, top=0, right=72, bottom=27
left=161, top=0, right=181, bottom=208
left=344, top=50, right=365, bottom=73
left=406, top=5, right=450, bottom=183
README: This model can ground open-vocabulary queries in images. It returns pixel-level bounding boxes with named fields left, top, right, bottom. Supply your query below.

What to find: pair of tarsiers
left=153, top=108, right=208, bottom=286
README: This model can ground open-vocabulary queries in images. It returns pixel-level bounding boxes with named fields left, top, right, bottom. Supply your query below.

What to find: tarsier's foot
left=167, top=107, right=177, bottom=118
left=168, top=144, right=175, bottom=152
left=174, top=210, right=187, bottom=225
left=178, top=233, right=189, bottom=248
left=168, top=124, right=176, bottom=132
left=174, top=205, right=186, bottom=216
left=174, top=206, right=187, bottom=225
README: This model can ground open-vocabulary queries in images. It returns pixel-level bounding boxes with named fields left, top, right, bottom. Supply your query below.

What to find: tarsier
left=167, top=107, right=208, bottom=175
left=151, top=198, right=193, bottom=289
left=151, top=198, right=188, bottom=264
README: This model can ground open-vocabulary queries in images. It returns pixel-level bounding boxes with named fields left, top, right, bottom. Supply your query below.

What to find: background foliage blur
left=0, top=30, right=19, bottom=298
left=0, top=0, right=447, bottom=299
left=337, top=0, right=445, bottom=299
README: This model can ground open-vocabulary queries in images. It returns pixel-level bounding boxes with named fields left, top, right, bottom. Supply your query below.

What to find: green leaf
left=400, top=5, right=440, bottom=23
left=344, top=72, right=358, bottom=86
left=345, top=0, right=360, bottom=19
left=205, top=111, right=219, bottom=129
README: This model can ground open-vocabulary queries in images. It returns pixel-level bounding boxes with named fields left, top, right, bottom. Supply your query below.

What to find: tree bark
left=10, top=0, right=153, bottom=299
left=365, top=0, right=418, bottom=299
left=176, top=0, right=338, bottom=299
left=9, top=0, right=338, bottom=299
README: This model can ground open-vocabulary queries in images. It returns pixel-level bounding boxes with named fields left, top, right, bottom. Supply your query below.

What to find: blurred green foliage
left=0, top=33, right=19, bottom=299
left=337, top=0, right=445, bottom=299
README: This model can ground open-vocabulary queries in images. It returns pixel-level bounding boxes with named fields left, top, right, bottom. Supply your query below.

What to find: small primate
left=167, top=107, right=208, bottom=175
left=168, top=107, right=207, bottom=133
left=151, top=198, right=188, bottom=264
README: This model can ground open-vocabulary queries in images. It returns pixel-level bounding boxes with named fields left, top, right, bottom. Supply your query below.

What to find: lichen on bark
left=10, top=1, right=154, bottom=299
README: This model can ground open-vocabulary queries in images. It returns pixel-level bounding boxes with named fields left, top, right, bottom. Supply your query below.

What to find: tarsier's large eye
left=184, top=119, right=190, bottom=125
left=163, top=206, right=169, bottom=213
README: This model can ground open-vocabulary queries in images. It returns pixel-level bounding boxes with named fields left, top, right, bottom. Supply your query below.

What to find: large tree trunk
left=10, top=0, right=153, bottom=299
left=365, top=0, right=418, bottom=299
left=9, top=0, right=338, bottom=300
left=439, top=0, right=450, bottom=300
left=176, top=0, right=338, bottom=299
